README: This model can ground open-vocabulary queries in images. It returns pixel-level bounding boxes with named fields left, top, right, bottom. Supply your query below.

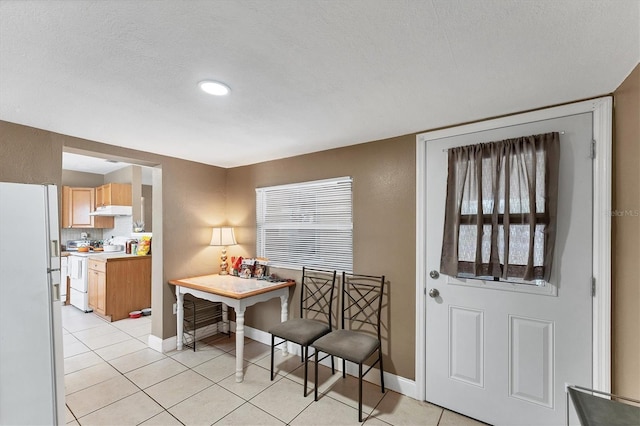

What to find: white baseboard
left=153, top=322, right=418, bottom=399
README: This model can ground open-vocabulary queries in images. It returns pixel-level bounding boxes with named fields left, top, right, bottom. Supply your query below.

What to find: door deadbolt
left=429, top=270, right=440, bottom=279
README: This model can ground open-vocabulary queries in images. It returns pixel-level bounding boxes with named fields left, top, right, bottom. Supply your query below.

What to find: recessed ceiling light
left=198, top=80, right=231, bottom=96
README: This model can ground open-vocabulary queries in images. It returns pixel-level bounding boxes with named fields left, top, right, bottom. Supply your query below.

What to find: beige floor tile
left=362, top=416, right=393, bottom=426
left=170, top=345, right=225, bottom=368
left=253, top=347, right=304, bottom=379
left=202, top=332, right=245, bottom=352
left=216, top=402, right=285, bottom=425
left=439, top=409, right=488, bottom=425
left=192, top=352, right=241, bottom=383
left=65, top=404, right=76, bottom=423
left=64, top=350, right=103, bottom=374
left=65, top=375, right=138, bottom=418
left=123, top=322, right=152, bottom=337
left=369, top=391, right=443, bottom=425
left=145, top=370, right=214, bottom=409
left=63, top=333, right=80, bottom=346
left=125, top=357, right=188, bottom=389
left=250, top=376, right=314, bottom=423
left=321, top=374, right=386, bottom=415
left=65, top=361, right=121, bottom=395
left=286, top=362, right=342, bottom=395
left=62, top=312, right=108, bottom=333
left=94, top=337, right=148, bottom=360
left=108, top=348, right=166, bottom=373
left=217, top=363, right=278, bottom=400
left=66, top=420, right=79, bottom=426
left=78, top=329, right=132, bottom=350
left=168, top=383, right=245, bottom=425
left=290, top=393, right=362, bottom=426
left=63, top=340, right=91, bottom=358
left=76, top=391, right=163, bottom=425
left=111, top=315, right=151, bottom=331
left=230, top=340, right=271, bottom=362
left=72, top=323, right=119, bottom=341
left=139, top=411, right=183, bottom=425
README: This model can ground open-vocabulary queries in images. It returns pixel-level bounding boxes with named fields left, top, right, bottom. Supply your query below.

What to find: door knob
left=428, top=288, right=440, bottom=298
left=429, top=270, right=440, bottom=279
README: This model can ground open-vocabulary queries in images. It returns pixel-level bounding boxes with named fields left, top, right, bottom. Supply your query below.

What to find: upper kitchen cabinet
left=62, top=186, right=113, bottom=229
left=95, top=183, right=132, bottom=208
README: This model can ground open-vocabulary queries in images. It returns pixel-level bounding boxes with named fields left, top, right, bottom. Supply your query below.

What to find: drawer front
left=88, top=260, right=106, bottom=272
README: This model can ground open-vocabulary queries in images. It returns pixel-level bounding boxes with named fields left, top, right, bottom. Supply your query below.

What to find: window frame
left=256, top=176, right=353, bottom=272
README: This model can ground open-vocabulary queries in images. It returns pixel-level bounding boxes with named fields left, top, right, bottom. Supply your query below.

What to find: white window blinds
left=256, top=177, right=353, bottom=272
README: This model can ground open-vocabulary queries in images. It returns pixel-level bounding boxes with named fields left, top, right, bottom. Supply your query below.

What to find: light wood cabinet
left=95, top=183, right=132, bottom=208
left=88, top=259, right=107, bottom=315
left=62, top=186, right=114, bottom=229
left=88, top=256, right=151, bottom=322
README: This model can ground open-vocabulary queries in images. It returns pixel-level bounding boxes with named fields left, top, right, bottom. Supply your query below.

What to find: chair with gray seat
left=268, top=267, right=337, bottom=396
left=311, top=272, right=386, bottom=422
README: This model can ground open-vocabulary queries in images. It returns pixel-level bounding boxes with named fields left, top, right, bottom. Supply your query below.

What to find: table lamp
left=210, top=227, right=237, bottom=275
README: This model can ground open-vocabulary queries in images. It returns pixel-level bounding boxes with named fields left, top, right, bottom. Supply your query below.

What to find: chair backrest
left=300, top=267, right=338, bottom=330
left=341, top=272, right=386, bottom=341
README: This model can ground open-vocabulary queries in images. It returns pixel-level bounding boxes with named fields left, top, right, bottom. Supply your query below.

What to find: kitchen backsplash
left=61, top=228, right=103, bottom=245
left=104, top=216, right=133, bottom=241
left=61, top=216, right=132, bottom=246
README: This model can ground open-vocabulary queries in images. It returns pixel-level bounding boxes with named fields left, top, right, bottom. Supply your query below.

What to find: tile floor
left=62, top=305, right=485, bottom=425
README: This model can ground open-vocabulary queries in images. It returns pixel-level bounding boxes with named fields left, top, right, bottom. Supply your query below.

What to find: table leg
left=235, top=306, right=246, bottom=382
left=176, top=289, right=184, bottom=351
left=222, top=304, right=229, bottom=334
left=280, top=293, right=289, bottom=356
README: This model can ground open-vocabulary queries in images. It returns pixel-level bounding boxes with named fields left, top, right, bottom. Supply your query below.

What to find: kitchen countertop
left=89, top=253, right=151, bottom=261
left=66, top=251, right=150, bottom=260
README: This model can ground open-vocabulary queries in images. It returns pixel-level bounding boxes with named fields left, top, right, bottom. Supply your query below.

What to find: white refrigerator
left=0, top=182, right=65, bottom=425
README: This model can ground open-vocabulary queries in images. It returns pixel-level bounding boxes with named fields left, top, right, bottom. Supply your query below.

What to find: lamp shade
left=210, top=227, right=237, bottom=246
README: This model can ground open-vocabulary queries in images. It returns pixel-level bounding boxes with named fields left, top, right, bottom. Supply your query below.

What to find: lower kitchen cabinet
left=88, top=255, right=151, bottom=321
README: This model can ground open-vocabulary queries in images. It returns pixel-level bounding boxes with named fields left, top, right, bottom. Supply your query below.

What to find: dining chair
left=311, top=272, right=386, bottom=422
left=268, top=267, right=337, bottom=396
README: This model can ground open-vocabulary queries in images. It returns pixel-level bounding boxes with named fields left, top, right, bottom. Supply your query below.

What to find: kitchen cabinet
left=87, top=255, right=151, bottom=321
left=95, top=183, right=132, bottom=208
left=62, top=186, right=113, bottom=228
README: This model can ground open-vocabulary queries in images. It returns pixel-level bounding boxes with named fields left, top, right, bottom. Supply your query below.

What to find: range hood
left=89, top=205, right=132, bottom=216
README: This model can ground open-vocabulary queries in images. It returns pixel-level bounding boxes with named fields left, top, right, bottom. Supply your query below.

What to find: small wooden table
left=168, top=274, right=296, bottom=382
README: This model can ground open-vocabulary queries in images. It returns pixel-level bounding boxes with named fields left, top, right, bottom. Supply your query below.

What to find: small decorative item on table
left=254, top=258, right=269, bottom=279
left=239, top=259, right=255, bottom=279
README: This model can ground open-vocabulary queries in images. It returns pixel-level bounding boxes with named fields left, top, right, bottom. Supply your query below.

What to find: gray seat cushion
left=312, top=330, right=379, bottom=363
left=269, top=318, right=330, bottom=345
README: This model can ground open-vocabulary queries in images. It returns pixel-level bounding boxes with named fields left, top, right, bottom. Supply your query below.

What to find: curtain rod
left=441, top=131, right=565, bottom=152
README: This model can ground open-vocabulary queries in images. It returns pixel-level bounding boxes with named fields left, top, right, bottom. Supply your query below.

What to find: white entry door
left=424, top=112, right=593, bottom=425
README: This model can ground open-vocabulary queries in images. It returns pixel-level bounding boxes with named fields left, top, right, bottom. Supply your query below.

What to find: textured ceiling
left=1, top=0, right=639, bottom=168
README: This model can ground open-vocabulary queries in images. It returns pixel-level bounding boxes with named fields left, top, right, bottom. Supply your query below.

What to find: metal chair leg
left=314, top=351, right=319, bottom=401
left=303, top=345, right=308, bottom=396
left=379, top=346, right=385, bottom=393
left=270, top=334, right=275, bottom=381
left=358, top=363, right=363, bottom=422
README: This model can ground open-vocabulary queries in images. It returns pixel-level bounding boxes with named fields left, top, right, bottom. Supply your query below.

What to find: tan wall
left=0, top=120, right=226, bottom=340
left=226, top=135, right=417, bottom=379
left=612, top=63, right=640, bottom=399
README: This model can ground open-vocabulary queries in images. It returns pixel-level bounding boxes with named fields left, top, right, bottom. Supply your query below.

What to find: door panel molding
left=415, top=97, right=613, bottom=402
left=509, top=315, right=554, bottom=408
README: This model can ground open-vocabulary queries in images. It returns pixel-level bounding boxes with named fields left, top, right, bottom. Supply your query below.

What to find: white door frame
left=415, top=97, right=612, bottom=402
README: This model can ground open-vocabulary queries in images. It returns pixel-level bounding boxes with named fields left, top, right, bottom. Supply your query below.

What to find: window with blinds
left=256, top=177, right=353, bottom=272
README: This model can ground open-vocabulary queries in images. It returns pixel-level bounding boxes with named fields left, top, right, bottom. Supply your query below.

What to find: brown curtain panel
left=440, top=132, right=560, bottom=282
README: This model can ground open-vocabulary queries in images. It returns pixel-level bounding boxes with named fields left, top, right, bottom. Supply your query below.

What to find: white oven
left=69, top=255, right=91, bottom=312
